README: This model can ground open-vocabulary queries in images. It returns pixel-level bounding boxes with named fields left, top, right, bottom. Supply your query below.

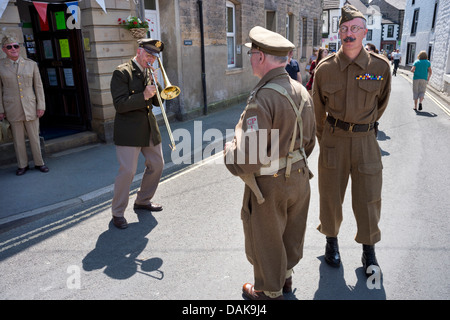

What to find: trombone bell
left=157, top=57, right=180, bottom=100
left=161, top=85, right=180, bottom=100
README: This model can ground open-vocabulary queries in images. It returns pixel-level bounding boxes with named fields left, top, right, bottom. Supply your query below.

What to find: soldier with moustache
left=224, top=26, right=316, bottom=300
left=312, top=5, right=391, bottom=276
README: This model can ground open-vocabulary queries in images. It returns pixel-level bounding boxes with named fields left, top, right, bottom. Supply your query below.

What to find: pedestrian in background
left=0, top=35, right=49, bottom=176
left=224, top=26, right=316, bottom=300
left=411, top=50, right=432, bottom=111
left=392, top=49, right=401, bottom=76
left=109, top=38, right=165, bottom=229
left=365, top=43, right=378, bottom=53
left=313, top=5, right=391, bottom=276
left=306, top=47, right=328, bottom=93
left=285, top=49, right=301, bottom=83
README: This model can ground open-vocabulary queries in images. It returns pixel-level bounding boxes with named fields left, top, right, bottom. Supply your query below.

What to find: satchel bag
left=0, top=119, right=13, bottom=143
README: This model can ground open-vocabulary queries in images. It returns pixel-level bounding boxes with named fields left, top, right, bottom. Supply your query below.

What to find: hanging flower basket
left=129, top=28, right=148, bottom=39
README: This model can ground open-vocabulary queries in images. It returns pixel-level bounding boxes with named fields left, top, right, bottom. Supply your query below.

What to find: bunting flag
left=95, top=0, right=107, bottom=14
left=33, top=1, right=49, bottom=24
left=66, top=1, right=79, bottom=22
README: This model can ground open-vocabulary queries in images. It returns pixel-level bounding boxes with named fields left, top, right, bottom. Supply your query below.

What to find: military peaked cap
left=137, top=38, right=164, bottom=56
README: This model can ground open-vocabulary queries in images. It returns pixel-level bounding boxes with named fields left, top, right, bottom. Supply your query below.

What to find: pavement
left=0, top=100, right=246, bottom=229
left=1, top=67, right=448, bottom=231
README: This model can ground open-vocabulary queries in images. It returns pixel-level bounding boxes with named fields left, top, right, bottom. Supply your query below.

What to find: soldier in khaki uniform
left=0, top=35, right=49, bottom=176
left=312, top=5, right=391, bottom=275
left=109, top=38, right=165, bottom=229
left=224, top=26, right=316, bottom=300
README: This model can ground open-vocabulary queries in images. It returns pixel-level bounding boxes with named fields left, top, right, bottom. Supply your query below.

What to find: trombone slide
left=148, top=62, right=177, bottom=151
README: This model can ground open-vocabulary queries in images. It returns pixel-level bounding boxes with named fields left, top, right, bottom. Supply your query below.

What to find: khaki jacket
left=224, top=67, right=316, bottom=176
left=313, top=48, right=391, bottom=141
left=0, top=56, right=45, bottom=122
left=110, top=59, right=163, bottom=147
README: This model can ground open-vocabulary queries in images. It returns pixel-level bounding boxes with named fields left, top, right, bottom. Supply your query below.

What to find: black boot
left=324, top=237, right=341, bottom=267
left=362, top=244, right=380, bottom=276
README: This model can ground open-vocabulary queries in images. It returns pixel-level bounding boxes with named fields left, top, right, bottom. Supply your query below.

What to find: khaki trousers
left=241, top=161, right=310, bottom=293
left=317, top=122, right=382, bottom=245
left=112, top=140, right=164, bottom=217
left=10, top=119, right=44, bottom=168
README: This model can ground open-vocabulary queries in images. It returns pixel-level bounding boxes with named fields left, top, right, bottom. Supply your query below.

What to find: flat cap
left=137, top=38, right=164, bottom=56
left=1, top=35, right=18, bottom=47
left=245, top=26, right=294, bottom=57
left=339, top=4, right=366, bottom=26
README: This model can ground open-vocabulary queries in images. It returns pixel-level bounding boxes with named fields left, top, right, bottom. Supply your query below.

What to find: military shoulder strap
left=261, top=82, right=308, bottom=177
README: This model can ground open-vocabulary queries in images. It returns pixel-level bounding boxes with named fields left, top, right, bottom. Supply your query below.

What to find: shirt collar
left=132, top=58, right=144, bottom=72
left=336, top=47, right=369, bottom=71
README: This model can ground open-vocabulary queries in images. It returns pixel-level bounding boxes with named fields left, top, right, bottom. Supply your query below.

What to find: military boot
left=362, top=244, right=380, bottom=276
left=324, top=237, right=341, bottom=268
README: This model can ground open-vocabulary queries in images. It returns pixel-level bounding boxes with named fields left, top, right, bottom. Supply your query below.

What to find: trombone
left=147, top=57, right=180, bottom=150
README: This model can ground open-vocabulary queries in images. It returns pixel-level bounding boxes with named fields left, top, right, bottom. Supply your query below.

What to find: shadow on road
left=313, top=256, right=386, bottom=300
left=82, top=212, right=164, bottom=281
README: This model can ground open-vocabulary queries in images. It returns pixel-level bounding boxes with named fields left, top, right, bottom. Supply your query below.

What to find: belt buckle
left=348, top=123, right=355, bottom=132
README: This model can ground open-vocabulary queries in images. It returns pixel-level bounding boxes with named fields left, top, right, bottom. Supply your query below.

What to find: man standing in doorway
left=0, top=35, right=49, bottom=176
left=313, top=5, right=391, bottom=276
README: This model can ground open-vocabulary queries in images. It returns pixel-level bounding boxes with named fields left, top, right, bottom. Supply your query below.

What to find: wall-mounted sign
left=184, top=40, right=192, bottom=46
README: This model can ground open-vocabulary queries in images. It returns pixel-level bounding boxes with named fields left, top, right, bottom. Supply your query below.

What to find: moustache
left=343, top=37, right=356, bottom=43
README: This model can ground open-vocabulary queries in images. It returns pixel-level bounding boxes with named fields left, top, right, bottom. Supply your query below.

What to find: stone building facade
left=0, top=0, right=322, bottom=163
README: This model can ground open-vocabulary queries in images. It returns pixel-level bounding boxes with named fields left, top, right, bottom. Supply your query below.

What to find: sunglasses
left=5, top=44, right=20, bottom=50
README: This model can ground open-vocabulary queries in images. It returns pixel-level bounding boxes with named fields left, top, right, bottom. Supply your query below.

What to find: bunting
left=66, top=1, right=79, bottom=22
left=33, top=1, right=48, bottom=24
left=96, top=0, right=107, bottom=14
left=0, top=0, right=8, bottom=20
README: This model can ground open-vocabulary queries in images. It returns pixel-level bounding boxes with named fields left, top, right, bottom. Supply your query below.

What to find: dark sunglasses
left=5, top=44, right=20, bottom=50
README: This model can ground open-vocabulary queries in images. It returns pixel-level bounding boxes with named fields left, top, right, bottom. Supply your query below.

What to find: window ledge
left=226, top=67, right=244, bottom=75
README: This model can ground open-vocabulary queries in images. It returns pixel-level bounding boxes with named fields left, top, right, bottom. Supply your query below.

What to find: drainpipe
left=197, top=0, right=207, bottom=115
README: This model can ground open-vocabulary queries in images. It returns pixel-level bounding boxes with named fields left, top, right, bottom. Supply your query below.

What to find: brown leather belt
left=327, top=115, right=375, bottom=132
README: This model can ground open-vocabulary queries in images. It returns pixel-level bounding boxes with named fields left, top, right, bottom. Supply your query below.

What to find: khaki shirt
left=313, top=48, right=391, bottom=141
left=224, top=67, right=316, bottom=176
left=0, top=56, right=45, bottom=122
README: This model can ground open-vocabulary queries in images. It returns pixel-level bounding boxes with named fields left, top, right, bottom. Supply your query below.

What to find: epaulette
left=369, top=51, right=390, bottom=66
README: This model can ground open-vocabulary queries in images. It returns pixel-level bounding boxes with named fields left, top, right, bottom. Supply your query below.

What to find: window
left=301, top=17, right=307, bottom=58
left=226, top=1, right=236, bottom=67
left=431, top=1, right=438, bottom=31
left=313, top=19, right=319, bottom=47
left=266, top=11, right=276, bottom=32
left=387, top=25, right=394, bottom=38
left=406, top=42, right=416, bottom=64
left=368, top=15, right=373, bottom=25
left=286, top=13, right=294, bottom=43
left=366, top=29, right=372, bottom=41
left=411, top=9, right=419, bottom=36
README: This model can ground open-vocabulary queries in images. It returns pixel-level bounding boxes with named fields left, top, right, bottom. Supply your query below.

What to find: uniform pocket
left=322, top=147, right=337, bottom=169
left=322, top=83, right=344, bottom=110
left=358, top=162, right=383, bottom=175
left=358, top=81, right=381, bottom=108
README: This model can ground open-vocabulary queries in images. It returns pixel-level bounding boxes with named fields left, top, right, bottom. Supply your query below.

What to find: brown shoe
left=35, top=165, right=49, bottom=173
left=242, top=283, right=284, bottom=300
left=112, top=216, right=128, bottom=229
left=133, top=202, right=163, bottom=212
left=16, top=166, right=29, bottom=176
left=283, top=276, right=292, bottom=293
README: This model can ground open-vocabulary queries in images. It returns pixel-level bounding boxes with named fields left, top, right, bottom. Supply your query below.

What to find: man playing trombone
left=109, top=38, right=165, bottom=229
